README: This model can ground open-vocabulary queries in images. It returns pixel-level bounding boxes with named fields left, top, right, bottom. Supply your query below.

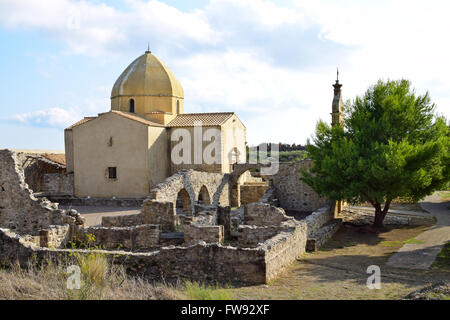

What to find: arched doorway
left=198, top=185, right=211, bottom=205
left=176, top=188, right=191, bottom=215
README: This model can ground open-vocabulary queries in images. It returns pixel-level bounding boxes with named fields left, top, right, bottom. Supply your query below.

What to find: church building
left=65, top=49, right=247, bottom=198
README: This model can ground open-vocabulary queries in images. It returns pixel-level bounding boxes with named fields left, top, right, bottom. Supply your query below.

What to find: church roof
left=166, top=112, right=235, bottom=127
left=111, top=51, right=183, bottom=99
left=65, top=117, right=96, bottom=130
left=66, top=111, right=164, bottom=130
left=108, top=110, right=164, bottom=127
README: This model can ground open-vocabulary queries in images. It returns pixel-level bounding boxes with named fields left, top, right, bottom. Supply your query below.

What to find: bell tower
left=331, top=68, right=344, bottom=127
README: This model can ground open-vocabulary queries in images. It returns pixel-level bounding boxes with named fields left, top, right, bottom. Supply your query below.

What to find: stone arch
left=197, top=185, right=211, bottom=205
left=229, top=168, right=268, bottom=207
left=176, top=188, right=191, bottom=214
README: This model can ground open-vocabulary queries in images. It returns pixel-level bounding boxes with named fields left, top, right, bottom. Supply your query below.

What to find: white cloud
left=9, top=107, right=83, bottom=128
left=1, top=0, right=449, bottom=146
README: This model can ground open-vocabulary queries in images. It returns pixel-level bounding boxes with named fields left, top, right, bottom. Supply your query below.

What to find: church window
left=108, top=167, right=117, bottom=179
left=129, top=99, right=135, bottom=113
left=176, top=100, right=180, bottom=114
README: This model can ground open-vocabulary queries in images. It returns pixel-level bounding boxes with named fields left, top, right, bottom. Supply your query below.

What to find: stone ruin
left=0, top=149, right=343, bottom=284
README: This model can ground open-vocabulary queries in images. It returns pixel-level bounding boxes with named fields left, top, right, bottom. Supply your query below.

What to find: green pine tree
left=301, top=79, right=449, bottom=227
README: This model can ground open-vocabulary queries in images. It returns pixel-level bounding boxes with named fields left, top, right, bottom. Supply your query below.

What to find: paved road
left=60, top=205, right=140, bottom=226
left=386, top=193, right=450, bottom=270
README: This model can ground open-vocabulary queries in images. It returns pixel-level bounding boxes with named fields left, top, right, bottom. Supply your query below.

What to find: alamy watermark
left=66, top=265, right=81, bottom=290
left=366, top=265, right=381, bottom=290
left=170, top=121, right=279, bottom=175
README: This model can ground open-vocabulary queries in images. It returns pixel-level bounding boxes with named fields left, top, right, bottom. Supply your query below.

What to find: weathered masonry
left=0, top=149, right=343, bottom=284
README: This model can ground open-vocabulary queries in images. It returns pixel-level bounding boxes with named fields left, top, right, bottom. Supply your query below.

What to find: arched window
left=129, top=99, right=135, bottom=113
left=176, top=100, right=180, bottom=114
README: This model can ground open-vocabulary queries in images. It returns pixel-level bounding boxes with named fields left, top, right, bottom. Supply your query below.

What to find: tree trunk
left=373, top=201, right=391, bottom=228
left=373, top=204, right=384, bottom=228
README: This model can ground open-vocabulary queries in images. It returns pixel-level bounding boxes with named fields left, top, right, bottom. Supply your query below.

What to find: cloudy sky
left=0, top=0, right=449, bottom=150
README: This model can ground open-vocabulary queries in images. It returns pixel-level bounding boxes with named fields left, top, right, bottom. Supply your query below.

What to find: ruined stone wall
left=238, top=225, right=281, bottom=247
left=240, top=183, right=269, bottom=205
left=0, top=203, right=334, bottom=285
left=102, top=214, right=142, bottom=227
left=264, top=221, right=308, bottom=282
left=269, top=161, right=328, bottom=212
left=39, top=225, right=70, bottom=248
left=244, top=202, right=291, bottom=227
left=304, top=205, right=334, bottom=237
left=184, top=224, right=224, bottom=245
left=42, top=173, right=74, bottom=196
left=232, top=161, right=328, bottom=212
left=149, top=170, right=229, bottom=210
left=0, top=227, right=267, bottom=284
left=77, top=224, right=160, bottom=251
left=15, top=152, right=65, bottom=193
left=0, top=150, right=81, bottom=235
left=141, top=200, right=176, bottom=232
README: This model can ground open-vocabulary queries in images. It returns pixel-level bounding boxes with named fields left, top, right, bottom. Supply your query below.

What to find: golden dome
left=111, top=51, right=184, bottom=99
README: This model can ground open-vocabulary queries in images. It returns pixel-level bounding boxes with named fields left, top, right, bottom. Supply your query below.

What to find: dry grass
left=0, top=255, right=183, bottom=300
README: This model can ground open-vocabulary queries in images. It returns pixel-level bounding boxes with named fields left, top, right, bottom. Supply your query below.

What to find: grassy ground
left=0, top=261, right=182, bottom=300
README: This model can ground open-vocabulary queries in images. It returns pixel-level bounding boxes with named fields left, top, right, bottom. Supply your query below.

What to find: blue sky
left=0, top=0, right=449, bottom=151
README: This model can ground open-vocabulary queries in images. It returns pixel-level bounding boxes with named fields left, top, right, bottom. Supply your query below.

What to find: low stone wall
left=238, top=225, right=281, bottom=247
left=305, top=205, right=334, bottom=237
left=42, top=173, right=73, bottom=196
left=0, top=227, right=266, bottom=284
left=0, top=203, right=333, bottom=285
left=306, top=219, right=342, bottom=252
left=342, top=208, right=412, bottom=225
left=264, top=220, right=308, bottom=282
left=244, top=202, right=292, bottom=227
left=240, top=183, right=269, bottom=205
left=184, top=224, right=224, bottom=245
left=47, top=197, right=144, bottom=207
left=39, top=224, right=70, bottom=248
left=141, top=200, right=176, bottom=232
left=77, top=224, right=161, bottom=251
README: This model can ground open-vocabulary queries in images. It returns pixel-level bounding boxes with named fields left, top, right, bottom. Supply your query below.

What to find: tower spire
left=145, top=42, right=151, bottom=54
left=331, top=69, right=344, bottom=127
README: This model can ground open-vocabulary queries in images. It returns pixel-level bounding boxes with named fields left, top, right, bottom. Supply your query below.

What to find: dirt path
left=227, top=223, right=449, bottom=299
left=386, top=193, right=450, bottom=270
